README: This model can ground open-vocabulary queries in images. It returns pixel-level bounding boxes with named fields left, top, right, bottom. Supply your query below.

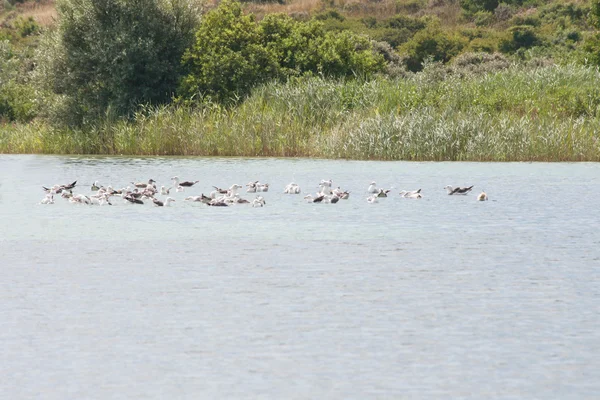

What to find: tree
left=179, top=0, right=279, bottom=103
left=46, top=0, right=199, bottom=125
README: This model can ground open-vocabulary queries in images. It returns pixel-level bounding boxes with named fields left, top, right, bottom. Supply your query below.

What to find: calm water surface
left=0, top=155, right=599, bottom=399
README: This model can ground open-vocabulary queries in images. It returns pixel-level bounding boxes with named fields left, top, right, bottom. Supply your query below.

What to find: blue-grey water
left=0, top=155, right=599, bottom=399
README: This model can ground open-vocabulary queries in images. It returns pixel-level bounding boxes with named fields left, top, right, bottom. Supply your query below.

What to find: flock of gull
left=39, top=176, right=489, bottom=206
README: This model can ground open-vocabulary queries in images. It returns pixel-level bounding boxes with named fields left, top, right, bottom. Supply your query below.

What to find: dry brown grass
left=3, top=0, right=461, bottom=28
left=13, top=0, right=57, bottom=27
left=245, top=0, right=462, bottom=25
left=245, top=0, right=323, bottom=19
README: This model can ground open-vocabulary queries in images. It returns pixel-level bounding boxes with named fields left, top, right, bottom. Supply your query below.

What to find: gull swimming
left=367, top=181, right=378, bottom=194
left=399, top=189, right=422, bottom=199
left=477, top=191, right=488, bottom=201
left=184, top=195, right=203, bottom=202
left=172, top=176, right=199, bottom=187
left=41, top=194, right=54, bottom=204
left=284, top=183, right=301, bottom=194
left=43, top=180, right=77, bottom=194
left=252, top=195, right=266, bottom=207
left=70, top=194, right=91, bottom=205
left=124, top=194, right=144, bottom=205
left=132, top=179, right=155, bottom=189
left=376, top=188, right=391, bottom=198
left=246, top=181, right=258, bottom=193
left=444, top=185, right=474, bottom=195
left=257, top=183, right=269, bottom=192
left=367, top=195, right=378, bottom=203
left=91, top=181, right=101, bottom=191
left=153, top=197, right=176, bottom=207
left=160, top=186, right=171, bottom=195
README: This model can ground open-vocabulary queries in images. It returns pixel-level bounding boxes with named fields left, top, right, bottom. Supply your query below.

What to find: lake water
left=1, top=155, right=599, bottom=399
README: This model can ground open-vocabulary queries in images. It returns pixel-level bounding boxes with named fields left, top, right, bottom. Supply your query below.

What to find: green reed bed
left=1, top=64, right=600, bottom=160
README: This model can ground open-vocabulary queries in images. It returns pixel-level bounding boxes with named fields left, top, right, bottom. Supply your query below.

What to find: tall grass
left=2, top=63, right=600, bottom=160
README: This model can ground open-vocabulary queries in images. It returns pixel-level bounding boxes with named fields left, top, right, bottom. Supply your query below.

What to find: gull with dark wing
left=172, top=176, right=199, bottom=187
left=444, top=185, right=474, bottom=195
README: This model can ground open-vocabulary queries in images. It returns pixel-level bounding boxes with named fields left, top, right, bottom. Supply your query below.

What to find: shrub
left=13, top=16, right=39, bottom=38
left=314, top=9, right=345, bottom=21
left=180, top=2, right=385, bottom=103
left=473, top=11, right=494, bottom=27
left=0, top=41, right=37, bottom=122
left=451, top=51, right=510, bottom=74
left=499, top=25, right=540, bottom=53
left=400, top=28, right=467, bottom=72
left=509, top=13, right=541, bottom=27
left=494, top=3, right=516, bottom=22
left=180, top=1, right=278, bottom=103
left=583, top=33, right=600, bottom=66
left=460, top=0, right=500, bottom=14
left=395, top=0, right=427, bottom=14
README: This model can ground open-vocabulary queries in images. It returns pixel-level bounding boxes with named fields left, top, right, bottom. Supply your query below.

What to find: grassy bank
left=2, top=63, right=600, bottom=161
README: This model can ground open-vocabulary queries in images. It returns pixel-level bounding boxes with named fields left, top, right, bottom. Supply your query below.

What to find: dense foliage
left=2, top=0, right=600, bottom=160
left=44, top=0, right=199, bottom=124
left=179, top=0, right=385, bottom=102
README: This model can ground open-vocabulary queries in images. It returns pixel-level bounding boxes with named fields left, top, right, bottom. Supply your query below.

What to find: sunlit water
left=1, top=155, right=599, bottom=399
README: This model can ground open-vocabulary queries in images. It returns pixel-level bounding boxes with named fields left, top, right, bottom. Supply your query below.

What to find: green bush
left=400, top=28, right=467, bottom=72
left=14, top=17, right=40, bottom=38
left=180, top=2, right=385, bottom=103
left=583, top=33, right=600, bottom=66
left=499, top=25, right=540, bottom=53
left=473, top=11, right=494, bottom=27
left=460, top=0, right=500, bottom=14
left=0, top=40, right=37, bottom=122
left=180, top=1, right=278, bottom=103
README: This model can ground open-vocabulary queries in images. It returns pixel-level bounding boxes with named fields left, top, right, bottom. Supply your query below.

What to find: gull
left=246, top=181, right=258, bottom=193
left=172, top=176, right=199, bottom=187
left=70, top=194, right=91, bottom=205
left=153, top=197, right=176, bottom=207
left=376, top=188, right=391, bottom=198
left=304, top=194, right=314, bottom=203
left=124, top=194, right=144, bottom=205
left=367, top=181, right=378, bottom=194
left=160, top=186, right=171, bottom=195
left=227, top=184, right=243, bottom=196
left=477, top=191, right=488, bottom=201
left=43, top=180, right=76, bottom=194
left=132, top=179, right=155, bottom=189
left=212, top=186, right=228, bottom=194
left=312, top=194, right=325, bottom=203
left=184, top=196, right=203, bottom=202
left=284, top=183, right=301, bottom=194
left=91, top=181, right=101, bottom=191
left=399, top=189, right=422, bottom=199
left=257, top=183, right=269, bottom=192
left=252, top=195, right=266, bottom=207
left=367, top=195, right=378, bottom=204
left=444, top=185, right=474, bottom=195
left=176, top=185, right=185, bottom=192
left=208, top=198, right=228, bottom=207
left=318, top=180, right=332, bottom=195
left=41, top=194, right=54, bottom=204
